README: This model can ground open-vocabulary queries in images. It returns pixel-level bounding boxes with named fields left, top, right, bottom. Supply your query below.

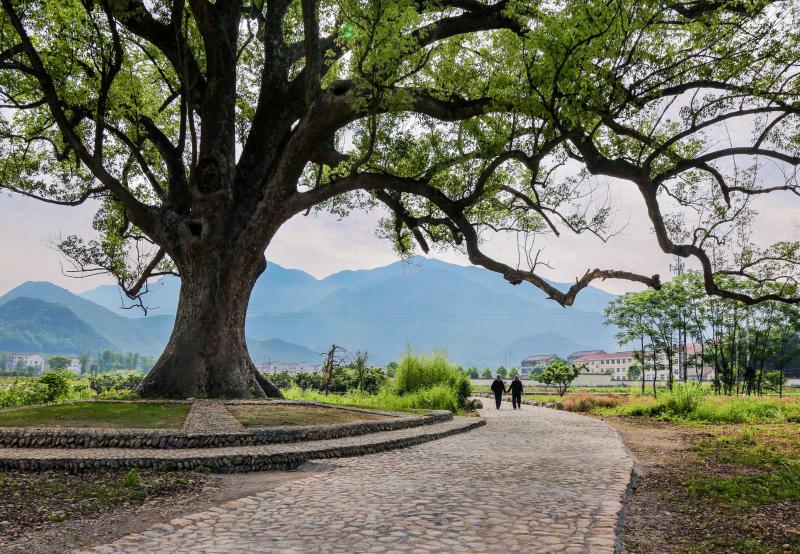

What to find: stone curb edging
left=0, top=418, right=485, bottom=473
left=0, top=409, right=454, bottom=450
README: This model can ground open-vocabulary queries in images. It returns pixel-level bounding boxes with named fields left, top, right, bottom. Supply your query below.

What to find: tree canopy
left=2, top=0, right=800, bottom=397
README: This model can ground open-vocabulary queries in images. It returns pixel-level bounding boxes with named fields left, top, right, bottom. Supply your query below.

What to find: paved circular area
left=88, top=404, right=633, bottom=553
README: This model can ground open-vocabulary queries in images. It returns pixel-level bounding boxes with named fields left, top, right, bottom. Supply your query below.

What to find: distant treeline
left=0, top=350, right=156, bottom=376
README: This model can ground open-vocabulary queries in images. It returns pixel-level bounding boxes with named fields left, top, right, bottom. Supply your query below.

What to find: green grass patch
left=593, top=384, right=800, bottom=424
left=283, top=385, right=460, bottom=413
left=686, top=465, right=800, bottom=508
left=0, top=401, right=190, bottom=429
left=687, top=425, right=800, bottom=508
left=227, top=403, right=391, bottom=427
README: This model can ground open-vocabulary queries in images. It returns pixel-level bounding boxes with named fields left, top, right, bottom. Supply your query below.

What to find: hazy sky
left=2, top=177, right=798, bottom=298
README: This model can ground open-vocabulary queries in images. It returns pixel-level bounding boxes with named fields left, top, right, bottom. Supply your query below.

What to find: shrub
left=447, top=372, right=472, bottom=408
left=89, top=374, right=143, bottom=395
left=264, top=371, right=294, bottom=390
left=37, top=371, right=72, bottom=402
left=96, top=389, right=140, bottom=400
left=0, top=378, right=51, bottom=408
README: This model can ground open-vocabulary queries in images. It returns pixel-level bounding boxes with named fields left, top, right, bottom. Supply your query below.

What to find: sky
left=2, top=177, right=798, bottom=298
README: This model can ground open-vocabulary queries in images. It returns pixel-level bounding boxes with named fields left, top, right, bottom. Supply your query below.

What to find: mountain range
left=0, top=257, right=621, bottom=367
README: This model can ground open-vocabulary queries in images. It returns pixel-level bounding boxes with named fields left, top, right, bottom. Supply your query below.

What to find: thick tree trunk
left=138, top=252, right=281, bottom=399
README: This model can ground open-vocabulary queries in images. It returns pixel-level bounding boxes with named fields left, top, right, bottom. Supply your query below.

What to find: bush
left=96, top=388, right=140, bottom=400
left=0, top=378, right=52, bottom=408
left=37, top=371, right=72, bottom=402
left=89, top=374, right=143, bottom=395
left=263, top=371, right=295, bottom=390
left=447, top=372, right=472, bottom=408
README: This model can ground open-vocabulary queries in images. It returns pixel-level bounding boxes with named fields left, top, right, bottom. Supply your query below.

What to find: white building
left=5, top=354, right=82, bottom=374
left=7, top=353, right=48, bottom=373
left=571, top=351, right=637, bottom=378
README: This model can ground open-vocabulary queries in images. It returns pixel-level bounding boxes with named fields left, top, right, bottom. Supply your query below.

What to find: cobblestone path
left=182, top=399, right=245, bottom=434
left=89, top=404, right=633, bottom=553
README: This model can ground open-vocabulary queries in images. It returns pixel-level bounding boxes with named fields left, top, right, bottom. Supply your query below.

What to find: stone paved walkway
left=182, top=400, right=244, bottom=434
left=87, top=404, right=633, bottom=553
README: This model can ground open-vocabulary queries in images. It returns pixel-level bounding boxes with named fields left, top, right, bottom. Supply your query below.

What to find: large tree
left=1, top=0, right=799, bottom=398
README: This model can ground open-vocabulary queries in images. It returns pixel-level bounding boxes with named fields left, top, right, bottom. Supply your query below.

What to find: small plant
left=122, top=469, right=140, bottom=488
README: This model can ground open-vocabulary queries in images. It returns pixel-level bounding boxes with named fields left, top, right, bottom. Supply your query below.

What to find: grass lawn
left=607, top=417, right=800, bottom=553
left=227, top=403, right=392, bottom=427
left=0, top=402, right=190, bottom=429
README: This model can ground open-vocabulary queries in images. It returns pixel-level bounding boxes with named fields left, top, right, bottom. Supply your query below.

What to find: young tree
left=47, top=356, right=72, bottom=371
left=320, top=344, right=346, bottom=394
left=1, top=1, right=799, bottom=398
left=353, top=350, right=368, bottom=391
left=538, top=359, right=581, bottom=397
left=481, top=368, right=493, bottom=379
left=79, top=353, right=91, bottom=375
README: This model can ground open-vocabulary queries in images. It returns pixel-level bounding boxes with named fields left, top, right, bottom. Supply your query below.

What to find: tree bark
left=138, top=248, right=281, bottom=399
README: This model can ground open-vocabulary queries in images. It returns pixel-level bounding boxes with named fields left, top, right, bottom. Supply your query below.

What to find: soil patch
left=0, top=402, right=190, bottom=429
left=0, top=462, right=329, bottom=553
left=604, top=416, right=800, bottom=553
left=227, top=403, right=391, bottom=428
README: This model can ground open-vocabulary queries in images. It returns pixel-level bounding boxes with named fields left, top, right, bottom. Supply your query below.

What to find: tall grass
left=593, top=384, right=800, bottom=423
left=283, top=384, right=461, bottom=413
left=394, top=350, right=457, bottom=394
left=284, top=350, right=472, bottom=413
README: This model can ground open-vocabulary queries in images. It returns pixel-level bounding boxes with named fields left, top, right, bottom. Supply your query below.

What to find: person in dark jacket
left=490, top=375, right=506, bottom=409
left=509, top=375, right=524, bottom=409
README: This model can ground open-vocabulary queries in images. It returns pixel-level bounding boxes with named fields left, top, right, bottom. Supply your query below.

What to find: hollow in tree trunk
left=138, top=254, right=282, bottom=399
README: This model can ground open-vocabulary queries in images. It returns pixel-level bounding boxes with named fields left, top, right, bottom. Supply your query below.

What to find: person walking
left=490, top=374, right=506, bottom=409
left=509, top=375, right=524, bottom=409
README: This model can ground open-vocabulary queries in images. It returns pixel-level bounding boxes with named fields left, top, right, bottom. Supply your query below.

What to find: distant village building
left=5, top=353, right=81, bottom=374
left=570, top=351, right=637, bottom=378
left=521, top=344, right=713, bottom=383
left=567, top=350, right=606, bottom=363
left=7, top=353, right=48, bottom=373
left=256, top=361, right=320, bottom=375
left=520, top=354, right=558, bottom=377
left=66, top=358, right=81, bottom=373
